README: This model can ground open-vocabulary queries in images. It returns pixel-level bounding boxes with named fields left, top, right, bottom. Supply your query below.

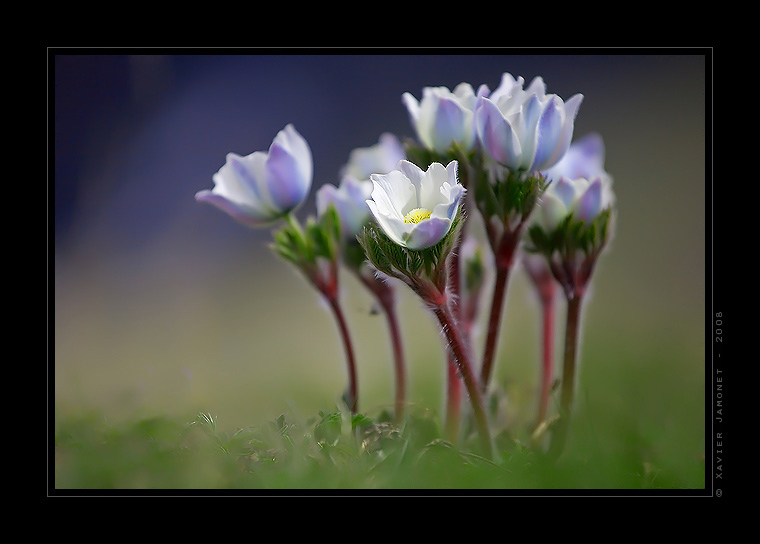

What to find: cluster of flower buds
left=195, top=71, right=616, bottom=460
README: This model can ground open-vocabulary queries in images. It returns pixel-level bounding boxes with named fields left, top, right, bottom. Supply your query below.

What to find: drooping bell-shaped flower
left=475, top=73, right=583, bottom=174
left=403, top=83, right=484, bottom=155
left=367, top=160, right=466, bottom=250
left=195, top=124, right=312, bottom=227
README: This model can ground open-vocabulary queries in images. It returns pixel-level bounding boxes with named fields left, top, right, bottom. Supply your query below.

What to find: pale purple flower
left=403, top=83, right=486, bottom=154
left=341, top=133, right=406, bottom=181
left=195, top=124, right=312, bottom=227
left=475, top=73, right=583, bottom=174
left=317, top=134, right=406, bottom=239
left=539, top=176, right=614, bottom=233
left=316, top=176, right=373, bottom=239
left=542, top=132, right=612, bottom=186
left=367, top=160, right=466, bottom=250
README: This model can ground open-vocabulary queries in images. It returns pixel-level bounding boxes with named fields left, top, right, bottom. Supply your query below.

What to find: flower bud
left=539, top=176, right=613, bottom=233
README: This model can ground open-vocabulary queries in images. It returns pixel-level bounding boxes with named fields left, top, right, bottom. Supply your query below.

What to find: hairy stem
left=433, top=303, right=492, bottom=458
left=445, top=223, right=465, bottom=442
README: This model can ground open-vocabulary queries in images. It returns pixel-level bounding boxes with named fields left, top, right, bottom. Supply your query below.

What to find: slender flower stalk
left=316, top=134, right=408, bottom=420
left=324, top=287, right=360, bottom=414
left=355, top=267, right=407, bottom=422
left=523, top=253, right=558, bottom=427
left=278, top=211, right=361, bottom=413
left=479, top=234, right=516, bottom=391
left=432, top=296, right=491, bottom=456
left=539, top=287, right=556, bottom=424
left=547, top=291, right=582, bottom=458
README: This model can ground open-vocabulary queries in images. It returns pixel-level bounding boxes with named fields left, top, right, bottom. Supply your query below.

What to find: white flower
left=317, top=134, right=406, bottom=239
left=341, top=133, right=406, bottom=181
left=316, top=176, right=373, bottom=239
left=367, top=160, right=466, bottom=250
left=402, top=83, right=484, bottom=154
left=475, top=73, right=583, bottom=173
left=542, top=132, right=612, bottom=187
left=539, top=176, right=614, bottom=233
left=195, top=124, right=312, bottom=226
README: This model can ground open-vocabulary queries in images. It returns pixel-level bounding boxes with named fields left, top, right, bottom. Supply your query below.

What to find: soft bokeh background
left=53, top=52, right=707, bottom=480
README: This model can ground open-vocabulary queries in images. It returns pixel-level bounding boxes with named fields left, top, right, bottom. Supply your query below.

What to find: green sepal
left=463, top=244, right=485, bottom=295
left=526, top=208, right=612, bottom=257
left=269, top=208, right=342, bottom=271
left=404, top=138, right=475, bottom=174
left=357, top=208, right=465, bottom=287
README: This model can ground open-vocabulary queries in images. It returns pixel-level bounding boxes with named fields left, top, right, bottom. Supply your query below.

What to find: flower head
left=341, top=133, right=406, bottom=181
left=403, top=83, right=485, bottom=155
left=367, top=160, right=465, bottom=250
left=316, top=176, right=373, bottom=239
left=195, top=124, right=312, bottom=227
left=317, top=134, right=406, bottom=240
left=475, top=73, right=583, bottom=174
left=539, top=176, right=614, bottom=233
left=542, top=132, right=612, bottom=187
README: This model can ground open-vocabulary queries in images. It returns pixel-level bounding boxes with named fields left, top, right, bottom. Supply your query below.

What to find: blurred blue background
left=53, top=52, right=707, bottom=449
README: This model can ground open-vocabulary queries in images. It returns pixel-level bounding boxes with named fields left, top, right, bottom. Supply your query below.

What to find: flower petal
left=574, top=178, right=602, bottom=223
left=476, top=97, right=522, bottom=169
left=530, top=96, right=564, bottom=171
left=372, top=169, right=417, bottom=216
left=539, top=191, right=569, bottom=232
left=542, top=93, right=584, bottom=171
left=367, top=198, right=409, bottom=247
left=195, top=190, right=277, bottom=227
left=265, top=125, right=312, bottom=212
left=405, top=216, right=451, bottom=250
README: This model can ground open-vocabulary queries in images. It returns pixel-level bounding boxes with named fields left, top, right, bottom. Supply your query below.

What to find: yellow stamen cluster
left=404, top=207, right=432, bottom=224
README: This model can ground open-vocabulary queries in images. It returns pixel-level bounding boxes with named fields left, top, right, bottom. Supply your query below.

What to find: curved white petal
left=406, top=217, right=451, bottom=250
left=539, top=191, right=569, bottom=232
left=367, top=198, right=408, bottom=247
left=195, top=190, right=276, bottom=227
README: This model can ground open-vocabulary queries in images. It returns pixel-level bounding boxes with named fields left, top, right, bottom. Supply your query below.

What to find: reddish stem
left=547, top=292, right=583, bottom=459
left=376, top=290, right=406, bottom=423
left=326, top=295, right=359, bottom=414
left=432, top=303, right=492, bottom=457
left=537, top=293, right=555, bottom=425
left=480, top=261, right=511, bottom=391
left=444, top=224, right=465, bottom=441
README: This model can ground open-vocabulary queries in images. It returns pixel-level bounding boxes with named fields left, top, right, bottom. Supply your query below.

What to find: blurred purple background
left=53, top=52, right=707, bottom=429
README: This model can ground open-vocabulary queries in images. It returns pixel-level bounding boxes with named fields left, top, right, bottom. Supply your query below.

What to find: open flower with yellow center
left=366, top=160, right=465, bottom=250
